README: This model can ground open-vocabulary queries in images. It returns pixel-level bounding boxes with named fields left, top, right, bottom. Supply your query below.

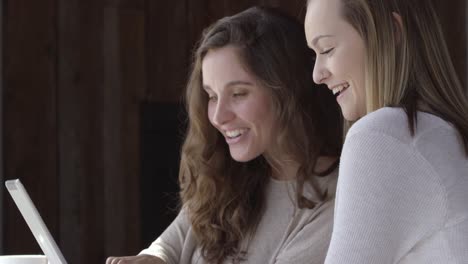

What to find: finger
left=106, top=256, right=124, bottom=264
left=114, top=256, right=134, bottom=264
left=105, top=256, right=115, bottom=264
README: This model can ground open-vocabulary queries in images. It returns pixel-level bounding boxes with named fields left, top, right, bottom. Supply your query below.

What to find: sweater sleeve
left=139, top=208, right=191, bottom=264
left=325, top=130, right=446, bottom=264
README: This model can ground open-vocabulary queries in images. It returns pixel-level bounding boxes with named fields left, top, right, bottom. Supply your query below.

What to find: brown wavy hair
left=178, top=6, right=342, bottom=263
left=337, top=0, right=468, bottom=153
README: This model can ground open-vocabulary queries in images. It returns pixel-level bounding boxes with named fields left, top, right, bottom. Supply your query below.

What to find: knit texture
left=140, top=171, right=337, bottom=264
left=325, top=107, right=468, bottom=264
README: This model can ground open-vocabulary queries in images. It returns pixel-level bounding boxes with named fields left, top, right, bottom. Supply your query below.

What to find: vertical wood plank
left=101, top=2, right=146, bottom=256
left=118, top=7, right=146, bottom=253
left=146, top=1, right=189, bottom=102
left=0, top=0, right=4, bottom=253
left=212, top=0, right=259, bottom=16
left=275, top=0, right=308, bottom=20
left=3, top=0, right=58, bottom=255
left=57, top=0, right=147, bottom=261
left=57, top=0, right=106, bottom=262
left=102, top=4, right=126, bottom=256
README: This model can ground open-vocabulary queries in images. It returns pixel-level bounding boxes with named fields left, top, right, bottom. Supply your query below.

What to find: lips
left=225, top=128, right=247, bottom=139
left=224, top=128, right=249, bottom=144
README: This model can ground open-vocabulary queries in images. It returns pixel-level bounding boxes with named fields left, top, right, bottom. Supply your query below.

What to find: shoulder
left=339, top=108, right=450, bottom=202
left=347, top=107, right=452, bottom=144
left=345, top=107, right=465, bottom=179
left=347, top=107, right=405, bottom=136
left=340, top=107, right=468, bottom=217
left=330, top=108, right=468, bottom=261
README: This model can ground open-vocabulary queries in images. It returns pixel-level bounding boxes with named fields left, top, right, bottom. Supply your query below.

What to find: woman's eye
left=320, top=48, right=334, bottom=55
left=233, top=92, right=247, bottom=98
left=208, top=95, right=217, bottom=101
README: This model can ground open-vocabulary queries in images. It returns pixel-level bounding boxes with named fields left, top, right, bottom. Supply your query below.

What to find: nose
left=210, top=98, right=235, bottom=127
left=312, top=58, right=330, bottom=84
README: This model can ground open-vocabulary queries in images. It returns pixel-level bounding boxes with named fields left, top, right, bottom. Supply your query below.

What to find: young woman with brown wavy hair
left=305, top=0, right=468, bottom=262
left=107, top=5, right=343, bottom=264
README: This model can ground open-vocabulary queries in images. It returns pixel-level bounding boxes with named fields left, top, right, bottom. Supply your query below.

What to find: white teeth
left=332, top=83, right=349, bottom=95
left=226, top=129, right=245, bottom=138
left=332, top=86, right=342, bottom=95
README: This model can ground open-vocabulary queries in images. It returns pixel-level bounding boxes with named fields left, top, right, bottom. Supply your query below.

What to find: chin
left=230, top=151, right=260, bottom=163
left=341, top=107, right=362, bottom=122
left=230, top=155, right=253, bottom=163
left=343, top=113, right=359, bottom=121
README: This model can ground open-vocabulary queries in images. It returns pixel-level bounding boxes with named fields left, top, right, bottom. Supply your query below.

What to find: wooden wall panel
left=146, top=1, right=189, bottom=102
left=0, top=0, right=3, bottom=252
left=57, top=0, right=106, bottom=261
left=262, top=0, right=307, bottom=19
left=117, top=0, right=147, bottom=253
left=102, top=4, right=127, bottom=257
left=102, top=5, right=147, bottom=256
left=186, top=0, right=213, bottom=54
left=2, top=0, right=147, bottom=260
left=57, top=0, right=146, bottom=262
left=3, top=0, right=58, bottom=255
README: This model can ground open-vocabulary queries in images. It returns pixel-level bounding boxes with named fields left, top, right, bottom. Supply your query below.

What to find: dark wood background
left=1, top=0, right=466, bottom=263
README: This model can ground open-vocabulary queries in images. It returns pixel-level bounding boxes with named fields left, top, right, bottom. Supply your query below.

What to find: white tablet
left=5, top=179, right=67, bottom=264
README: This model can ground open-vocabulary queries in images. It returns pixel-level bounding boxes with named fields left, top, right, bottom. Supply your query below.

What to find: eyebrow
left=311, top=34, right=334, bottom=47
left=203, top=80, right=254, bottom=91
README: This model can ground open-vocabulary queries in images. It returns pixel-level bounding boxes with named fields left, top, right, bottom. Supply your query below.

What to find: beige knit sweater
left=140, top=170, right=337, bottom=264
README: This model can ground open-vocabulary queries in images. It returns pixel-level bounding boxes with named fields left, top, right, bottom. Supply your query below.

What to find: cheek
left=348, top=43, right=366, bottom=84
left=207, top=103, right=215, bottom=124
left=333, top=50, right=352, bottom=76
left=350, top=60, right=366, bottom=96
left=257, top=103, right=276, bottom=132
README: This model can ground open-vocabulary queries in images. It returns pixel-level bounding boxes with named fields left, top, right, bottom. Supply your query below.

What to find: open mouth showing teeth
left=226, top=129, right=246, bottom=139
left=332, top=83, right=349, bottom=97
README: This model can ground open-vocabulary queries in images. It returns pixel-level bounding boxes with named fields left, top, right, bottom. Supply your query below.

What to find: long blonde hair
left=340, top=0, right=468, bottom=153
left=179, top=6, right=342, bottom=263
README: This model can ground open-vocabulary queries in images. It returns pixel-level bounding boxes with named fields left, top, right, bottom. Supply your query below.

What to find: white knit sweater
left=325, top=107, right=468, bottom=263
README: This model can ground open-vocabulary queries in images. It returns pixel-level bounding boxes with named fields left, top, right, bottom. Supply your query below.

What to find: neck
left=262, top=151, right=299, bottom=180
left=270, top=160, right=300, bottom=181
left=267, top=155, right=339, bottom=181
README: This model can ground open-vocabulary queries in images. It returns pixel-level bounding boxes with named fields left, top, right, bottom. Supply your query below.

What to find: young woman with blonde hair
left=107, top=6, right=343, bottom=264
left=305, top=0, right=468, bottom=262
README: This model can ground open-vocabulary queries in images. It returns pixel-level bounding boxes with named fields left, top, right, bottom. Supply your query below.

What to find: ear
left=392, top=12, right=403, bottom=44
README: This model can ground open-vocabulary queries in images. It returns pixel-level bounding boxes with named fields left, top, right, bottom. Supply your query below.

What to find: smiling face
left=202, top=45, right=277, bottom=162
left=305, top=0, right=367, bottom=121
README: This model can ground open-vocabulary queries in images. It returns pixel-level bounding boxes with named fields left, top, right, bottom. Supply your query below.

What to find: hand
left=106, top=254, right=165, bottom=264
